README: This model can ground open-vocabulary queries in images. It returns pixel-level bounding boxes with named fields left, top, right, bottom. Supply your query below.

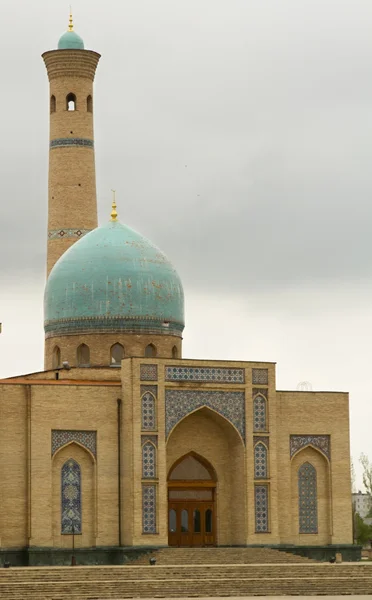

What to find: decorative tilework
left=50, top=137, right=94, bottom=149
left=142, top=485, right=156, bottom=533
left=253, top=435, right=270, bottom=448
left=290, top=435, right=330, bottom=460
left=141, top=435, right=158, bottom=447
left=142, top=392, right=156, bottom=430
left=165, top=390, right=245, bottom=441
left=255, top=485, right=269, bottom=532
left=252, top=368, right=269, bottom=385
left=48, top=228, right=92, bottom=240
left=253, top=395, right=267, bottom=432
left=52, top=430, right=97, bottom=457
left=165, top=366, right=245, bottom=383
left=254, top=442, right=268, bottom=479
left=45, top=317, right=184, bottom=338
left=61, top=459, right=81, bottom=534
left=142, top=441, right=156, bottom=478
left=298, top=462, right=318, bottom=533
left=140, top=364, right=158, bottom=381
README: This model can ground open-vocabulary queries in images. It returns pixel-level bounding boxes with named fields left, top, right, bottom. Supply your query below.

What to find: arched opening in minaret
left=110, top=343, right=124, bottom=366
left=172, top=345, right=178, bottom=359
left=145, top=343, right=157, bottom=358
left=87, top=95, right=93, bottom=113
left=50, top=95, right=56, bottom=114
left=77, top=343, right=90, bottom=367
left=66, top=93, right=77, bottom=111
left=52, top=345, right=61, bottom=369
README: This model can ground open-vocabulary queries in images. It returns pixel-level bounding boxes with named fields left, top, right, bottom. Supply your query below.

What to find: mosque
left=0, top=17, right=356, bottom=565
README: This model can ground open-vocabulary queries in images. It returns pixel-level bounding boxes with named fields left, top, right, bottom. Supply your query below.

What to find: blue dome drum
left=44, top=220, right=185, bottom=339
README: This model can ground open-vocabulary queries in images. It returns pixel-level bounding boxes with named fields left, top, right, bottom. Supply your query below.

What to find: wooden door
left=168, top=497, right=216, bottom=546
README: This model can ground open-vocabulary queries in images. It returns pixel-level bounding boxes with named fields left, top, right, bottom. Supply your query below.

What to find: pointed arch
left=77, top=343, right=90, bottom=367
left=253, top=394, right=267, bottom=432
left=168, top=451, right=217, bottom=481
left=61, top=458, right=81, bottom=534
left=50, top=95, right=56, bottom=113
left=87, top=94, right=93, bottom=113
left=52, top=345, right=61, bottom=369
left=110, top=342, right=124, bottom=366
left=254, top=441, right=268, bottom=478
left=141, top=391, right=156, bottom=430
left=172, top=345, right=178, bottom=358
left=298, top=461, right=318, bottom=533
left=142, top=440, right=157, bottom=478
left=66, top=92, right=77, bottom=111
left=145, top=343, right=157, bottom=358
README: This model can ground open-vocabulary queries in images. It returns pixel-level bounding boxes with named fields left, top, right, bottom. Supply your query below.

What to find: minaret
left=42, top=14, right=101, bottom=275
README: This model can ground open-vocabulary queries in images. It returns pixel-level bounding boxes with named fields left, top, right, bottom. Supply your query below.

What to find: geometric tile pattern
left=252, top=368, right=268, bottom=385
left=254, top=442, right=268, bottom=479
left=52, top=430, right=97, bottom=457
left=142, top=441, right=156, bottom=478
left=290, top=435, right=330, bottom=460
left=61, top=459, right=82, bottom=534
left=253, top=395, right=267, bottom=432
left=165, top=389, right=245, bottom=441
left=165, top=366, right=245, bottom=383
left=298, top=462, right=318, bottom=533
left=48, top=228, right=92, bottom=240
left=255, top=484, right=269, bottom=532
left=142, top=485, right=156, bottom=533
left=141, top=392, right=156, bottom=431
left=140, top=364, right=158, bottom=381
left=253, top=435, right=270, bottom=448
left=50, top=138, right=94, bottom=149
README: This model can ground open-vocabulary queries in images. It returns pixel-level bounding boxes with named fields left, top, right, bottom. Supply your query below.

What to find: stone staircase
left=131, top=546, right=313, bottom=564
left=0, top=550, right=371, bottom=598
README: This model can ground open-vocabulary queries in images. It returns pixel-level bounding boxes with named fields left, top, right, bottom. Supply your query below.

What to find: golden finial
left=110, top=189, right=118, bottom=221
left=68, top=7, right=74, bottom=31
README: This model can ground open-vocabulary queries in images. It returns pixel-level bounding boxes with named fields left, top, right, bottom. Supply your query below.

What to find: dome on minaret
left=58, top=13, right=84, bottom=50
left=44, top=215, right=185, bottom=339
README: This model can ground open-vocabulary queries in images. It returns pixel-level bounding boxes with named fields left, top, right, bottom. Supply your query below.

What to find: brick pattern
left=48, top=228, right=92, bottom=240
left=140, top=364, right=158, bottom=381
left=165, top=366, right=245, bottom=383
left=61, top=459, right=81, bottom=534
left=298, top=462, right=318, bottom=533
left=142, top=485, right=156, bottom=533
left=52, top=430, right=97, bottom=457
left=252, top=368, right=268, bottom=385
left=165, top=389, right=245, bottom=441
left=290, top=435, right=330, bottom=460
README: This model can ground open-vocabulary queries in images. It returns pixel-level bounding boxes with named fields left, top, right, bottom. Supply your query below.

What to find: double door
left=168, top=500, right=215, bottom=546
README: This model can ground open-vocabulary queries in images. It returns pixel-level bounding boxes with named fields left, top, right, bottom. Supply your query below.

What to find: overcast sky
left=0, top=0, right=371, bottom=486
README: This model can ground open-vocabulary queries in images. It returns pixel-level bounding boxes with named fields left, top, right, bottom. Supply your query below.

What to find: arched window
left=298, top=462, right=318, bottom=533
left=61, top=459, right=81, bottom=534
left=181, top=509, right=189, bottom=532
left=172, top=345, right=178, bottom=358
left=253, top=394, right=267, bottom=432
left=52, top=346, right=61, bottom=369
left=77, top=343, right=90, bottom=367
left=169, top=509, right=176, bottom=532
left=110, top=343, right=124, bottom=366
left=50, top=95, right=56, bottom=113
left=145, top=344, right=156, bottom=358
left=142, top=441, right=156, bottom=478
left=87, top=95, right=93, bottom=112
left=254, top=443, right=268, bottom=479
left=141, top=392, right=156, bottom=430
left=193, top=509, right=201, bottom=533
left=66, top=93, right=77, bottom=111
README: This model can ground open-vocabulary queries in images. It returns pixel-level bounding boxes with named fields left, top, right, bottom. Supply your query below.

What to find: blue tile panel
left=52, top=430, right=96, bottom=457
left=298, top=462, right=318, bottom=533
left=290, top=435, right=330, bottom=460
left=140, top=364, right=158, bottom=381
left=142, top=485, right=156, bottom=533
left=254, top=442, right=268, bottom=479
left=45, top=316, right=184, bottom=339
left=61, top=459, right=82, bottom=534
left=165, top=389, right=245, bottom=442
left=255, top=485, right=269, bottom=532
left=165, top=366, right=245, bottom=383
left=253, top=394, right=267, bottom=432
left=142, top=441, right=156, bottom=478
left=142, top=392, right=157, bottom=431
left=252, top=368, right=268, bottom=385
left=50, top=138, right=94, bottom=149
left=48, top=228, right=92, bottom=240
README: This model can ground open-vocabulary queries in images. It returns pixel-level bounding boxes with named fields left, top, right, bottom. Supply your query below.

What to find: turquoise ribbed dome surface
left=44, top=220, right=185, bottom=338
left=58, top=30, right=85, bottom=50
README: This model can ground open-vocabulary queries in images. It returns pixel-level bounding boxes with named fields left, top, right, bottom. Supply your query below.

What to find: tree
left=351, top=458, right=356, bottom=493
left=355, top=512, right=372, bottom=546
left=360, top=453, right=372, bottom=497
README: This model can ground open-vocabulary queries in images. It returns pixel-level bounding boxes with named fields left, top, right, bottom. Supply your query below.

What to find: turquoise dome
left=44, top=220, right=185, bottom=338
left=58, top=30, right=85, bottom=50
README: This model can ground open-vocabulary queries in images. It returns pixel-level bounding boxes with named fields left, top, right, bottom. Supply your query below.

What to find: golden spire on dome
left=110, top=190, right=118, bottom=221
left=68, top=7, right=74, bottom=31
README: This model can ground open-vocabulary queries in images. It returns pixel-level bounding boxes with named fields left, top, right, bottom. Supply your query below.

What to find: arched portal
left=168, top=452, right=216, bottom=547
